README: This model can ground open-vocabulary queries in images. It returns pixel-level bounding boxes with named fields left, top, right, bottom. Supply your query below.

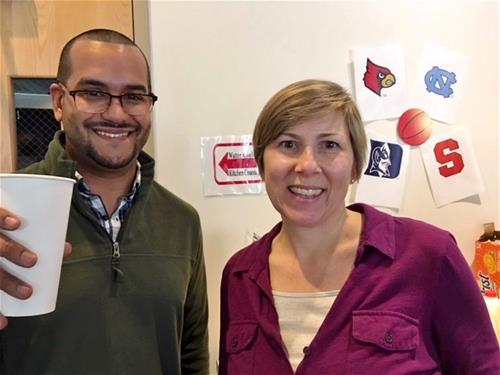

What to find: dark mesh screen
left=16, top=108, right=59, bottom=169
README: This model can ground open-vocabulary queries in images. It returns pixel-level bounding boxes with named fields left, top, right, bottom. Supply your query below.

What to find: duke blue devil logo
left=364, top=140, right=403, bottom=179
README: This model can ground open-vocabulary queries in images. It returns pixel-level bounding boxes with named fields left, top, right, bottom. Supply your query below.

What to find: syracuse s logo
left=363, top=58, right=396, bottom=96
left=433, top=138, right=464, bottom=177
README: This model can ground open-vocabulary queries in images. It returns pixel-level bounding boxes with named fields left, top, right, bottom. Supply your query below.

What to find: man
left=0, top=29, right=209, bottom=374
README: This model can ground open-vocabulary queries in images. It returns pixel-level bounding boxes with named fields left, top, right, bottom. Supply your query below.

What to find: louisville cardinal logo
left=363, top=58, right=396, bottom=96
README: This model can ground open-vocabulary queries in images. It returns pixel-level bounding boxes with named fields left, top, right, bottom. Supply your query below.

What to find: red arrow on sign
left=219, top=153, right=257, bottom=175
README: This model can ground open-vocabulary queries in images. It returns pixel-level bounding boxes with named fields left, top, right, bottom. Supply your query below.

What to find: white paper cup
left=0, top=174, right=74, bottom=317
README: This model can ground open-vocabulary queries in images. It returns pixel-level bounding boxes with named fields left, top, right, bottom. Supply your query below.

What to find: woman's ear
left=350, top=166, right=357, bottom=184
left=49, top=83, right=64, bottom=122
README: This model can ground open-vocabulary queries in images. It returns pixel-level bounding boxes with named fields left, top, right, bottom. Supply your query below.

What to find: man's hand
left=0, top=208, right=72, bottom=330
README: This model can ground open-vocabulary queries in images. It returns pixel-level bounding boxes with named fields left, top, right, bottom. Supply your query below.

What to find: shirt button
left=384, top=331, right=394, bottom=344
left=231, top=337, right=238, bottom=348
left=302, top=346, right=311, bottom=356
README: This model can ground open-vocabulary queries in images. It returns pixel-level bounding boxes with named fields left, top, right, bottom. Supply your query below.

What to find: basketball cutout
left=397, top=108, right=433, bottom=146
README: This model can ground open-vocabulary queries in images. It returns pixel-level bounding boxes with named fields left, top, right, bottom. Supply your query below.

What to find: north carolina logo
left=364, top=140, right=403, bottom=179
left=363, top=58, right=396, bottom=96
left=424, top=66, right=457, bottom=98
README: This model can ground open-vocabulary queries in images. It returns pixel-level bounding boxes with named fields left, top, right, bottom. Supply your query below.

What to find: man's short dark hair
left=57, top=28, right=152, bottom=91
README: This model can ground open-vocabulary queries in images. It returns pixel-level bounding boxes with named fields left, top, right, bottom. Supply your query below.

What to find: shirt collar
left=75, top=161, right=142, bottom=197
left=348, top=203, right=396, bottom=261
left=231, top=203, right=396, bottom=277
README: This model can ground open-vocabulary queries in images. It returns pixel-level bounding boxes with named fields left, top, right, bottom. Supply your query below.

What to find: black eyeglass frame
left=58, top=84, right=158, bottom=115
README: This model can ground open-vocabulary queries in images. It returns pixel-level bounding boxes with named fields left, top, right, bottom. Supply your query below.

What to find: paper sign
left=419, top=126, right=483, bottom=207
left=201, top=135, right=265, bottom=196
left=351, top=45, right=408, bottom=122
left=409, top=43, right=469, bottom=124
left=355, top=129, right=410, bottom=210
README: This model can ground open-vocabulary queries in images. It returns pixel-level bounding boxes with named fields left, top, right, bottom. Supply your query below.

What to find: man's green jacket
left=0, top=132, right=209, bottom=374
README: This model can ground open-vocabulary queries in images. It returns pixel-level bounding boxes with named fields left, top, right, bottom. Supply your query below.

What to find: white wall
left=148, top=2, right=499, bottom=372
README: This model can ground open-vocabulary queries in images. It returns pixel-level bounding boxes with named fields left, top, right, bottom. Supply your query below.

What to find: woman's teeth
left=289, top=186, right=323, bottom=197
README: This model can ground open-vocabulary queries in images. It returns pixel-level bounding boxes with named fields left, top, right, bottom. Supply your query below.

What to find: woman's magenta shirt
left=219, top=203, right=500, bottom=374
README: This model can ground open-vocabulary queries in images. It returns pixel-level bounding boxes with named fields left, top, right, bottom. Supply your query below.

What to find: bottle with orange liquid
left=473, top=223, right=500, bottom=298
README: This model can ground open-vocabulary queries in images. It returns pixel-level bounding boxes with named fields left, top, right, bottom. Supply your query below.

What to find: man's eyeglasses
left=59, top=84, right=158, bottom=116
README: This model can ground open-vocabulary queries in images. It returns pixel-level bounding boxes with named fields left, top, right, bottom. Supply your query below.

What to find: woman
left=218, top=79, right=499, bottom=374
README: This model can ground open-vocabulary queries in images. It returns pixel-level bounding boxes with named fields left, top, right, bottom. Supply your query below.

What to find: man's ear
left=49, top=83, right=64, bottom=122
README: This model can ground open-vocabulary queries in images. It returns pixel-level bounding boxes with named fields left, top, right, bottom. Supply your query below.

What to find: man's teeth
left=95, top=130, right=128, bottom=138
left=289, top=186, right=323, bottom=197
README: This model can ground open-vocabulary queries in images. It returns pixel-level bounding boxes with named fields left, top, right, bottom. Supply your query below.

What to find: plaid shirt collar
left=75, top=162, right=141, bottom=242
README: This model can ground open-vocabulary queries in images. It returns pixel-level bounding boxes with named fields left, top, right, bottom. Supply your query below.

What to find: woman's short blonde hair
left=253, top=79, right=367, bottom=181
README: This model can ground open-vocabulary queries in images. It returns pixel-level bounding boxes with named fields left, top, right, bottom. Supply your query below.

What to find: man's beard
left=84, top=141, right=138, bottom=170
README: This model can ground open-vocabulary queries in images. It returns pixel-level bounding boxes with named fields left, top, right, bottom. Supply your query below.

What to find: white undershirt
left=272, top=290, right=339, bottom=372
